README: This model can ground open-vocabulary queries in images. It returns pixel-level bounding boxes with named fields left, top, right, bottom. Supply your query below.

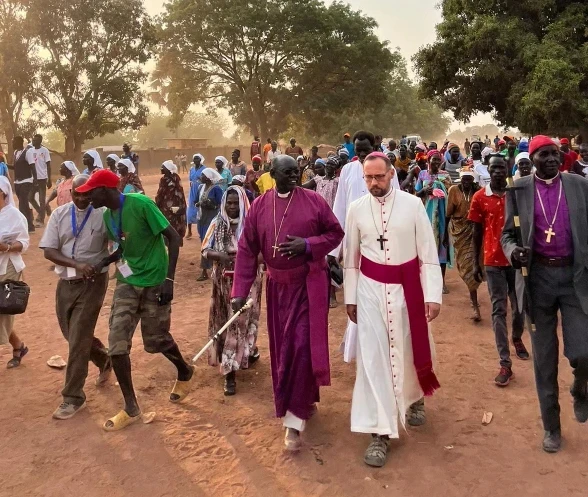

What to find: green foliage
left=26, top=0, right=157, bottom=158
left=414, top=0, right=588, bottom=136
left=285, top=54, right=451, bottom=144
left=155, top=0, right=394, bottom=138
left=0, top=0, right=39, bottom=153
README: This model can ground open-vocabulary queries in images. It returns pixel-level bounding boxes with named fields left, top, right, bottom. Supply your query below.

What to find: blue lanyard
left=109, top=194, right=126, bottom=242
left=71, top=205, right=93, bottom=259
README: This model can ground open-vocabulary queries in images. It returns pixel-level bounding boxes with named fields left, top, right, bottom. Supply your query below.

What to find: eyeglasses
left=364, top=174, right=388, bottom=182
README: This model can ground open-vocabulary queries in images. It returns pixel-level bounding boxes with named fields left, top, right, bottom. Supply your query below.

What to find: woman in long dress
left=446, top=167, right=482, bottom=321
left=196, top=168, right=224, bottom=281
left=187, top=154, right=206, bottom=239
left=201, top=186, right=263, bottom=395
left=117, top=158, right=143, bottom=194
left=0, top=177, right=30, bottom=368
left=155, top=160, right=187, bottom=243
left=415, top=150, right=453, bottom=293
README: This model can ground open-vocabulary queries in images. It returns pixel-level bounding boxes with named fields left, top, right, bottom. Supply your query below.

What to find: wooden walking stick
left=191, top=298, right=254, bottom=364
left=506, top=167, right=536, bottom=332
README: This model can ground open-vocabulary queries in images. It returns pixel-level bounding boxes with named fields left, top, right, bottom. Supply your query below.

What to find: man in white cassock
left=329, top=131, right=400, bottom=360
left=344, top=152, right=443, bottom=468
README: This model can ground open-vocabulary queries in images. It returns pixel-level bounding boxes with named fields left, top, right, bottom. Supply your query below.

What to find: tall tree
left=0, top=0, right=38, bottom=156
left=286, top=54, right=451, bottom=144
left=154, top=0, right=394, bottom=139
left=414, top=1, right=588, bottom=137
left=26, top=0, right=156, bottom=160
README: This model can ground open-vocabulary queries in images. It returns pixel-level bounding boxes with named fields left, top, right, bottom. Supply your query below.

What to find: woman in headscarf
left=117, top=158, right=143, bottom=194
left=415, top=150, right=453, bottom=293
left=187, top=154, right=206, bottom=240
left=106, top=154, right=120, bottom=173
left=155, top=160, right=187, bottom=244
left=195, top=167, right=224, bottom=281
left=231, top=175, right=255, bottom=203
left=443, top=142, right=466, bottom=182
left=513, top=152, right=535, bottom=179
left=46, top=161, right=80, bottom=209
left=82, top=150, right=103, bottom=175
left=446, top=166, right=483, bottom=321
left=214, top=156, right=232, bottom=192
left=0, top=177, right=30, bottom=368
left=201, top=186, right=262, bottom=395
left=469, top=141, right=490, bottom=186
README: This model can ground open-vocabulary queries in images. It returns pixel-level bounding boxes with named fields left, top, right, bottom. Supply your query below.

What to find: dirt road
left=1, top=175, right=587, bottom=497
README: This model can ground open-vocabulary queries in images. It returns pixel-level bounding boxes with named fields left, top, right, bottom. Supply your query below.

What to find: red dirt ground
left=1, top=174, right=587, bottom=497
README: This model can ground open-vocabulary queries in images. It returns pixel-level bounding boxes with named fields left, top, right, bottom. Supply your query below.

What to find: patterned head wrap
left=213, top=185, right=251, bottom=253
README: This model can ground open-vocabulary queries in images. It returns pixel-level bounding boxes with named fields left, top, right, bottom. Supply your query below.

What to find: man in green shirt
left=76, top=170, right=194, bottom=431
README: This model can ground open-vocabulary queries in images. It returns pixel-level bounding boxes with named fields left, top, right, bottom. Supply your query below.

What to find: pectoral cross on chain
left=545, top=227, right=555, bottom=244
left=272, top=244, right=280, bottom=258
left=377, top=234, right=388, bottom=251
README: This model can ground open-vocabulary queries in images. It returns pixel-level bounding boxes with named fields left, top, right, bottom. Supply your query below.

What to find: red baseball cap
left=75, top=169, right=120, bottom=193
left=560, top=138, right=570, bottom=145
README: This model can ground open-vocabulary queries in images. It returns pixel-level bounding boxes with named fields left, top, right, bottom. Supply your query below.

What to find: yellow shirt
left=256, top=172, right=276, bottom=194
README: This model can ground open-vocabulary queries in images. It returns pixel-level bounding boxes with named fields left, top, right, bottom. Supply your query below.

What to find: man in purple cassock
left=231, top=155, right=344, bottom=452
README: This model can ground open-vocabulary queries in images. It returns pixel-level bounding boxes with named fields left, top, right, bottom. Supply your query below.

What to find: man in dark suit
left=502, top=135, right=588, bottom=453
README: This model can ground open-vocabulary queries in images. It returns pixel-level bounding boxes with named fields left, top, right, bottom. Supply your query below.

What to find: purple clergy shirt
left=533, top=174, right=573, bottom=257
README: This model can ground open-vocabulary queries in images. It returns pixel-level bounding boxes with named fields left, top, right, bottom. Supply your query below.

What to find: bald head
left=270, top=155, right=299, bottom=194
left=72, top=174, right=92, bottom=209
left=272, top=154, right=297, bottom=171
left=72, top=174, right=90, bottom=189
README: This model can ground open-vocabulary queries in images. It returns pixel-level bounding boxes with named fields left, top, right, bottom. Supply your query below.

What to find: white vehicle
left=406, top=135, right=422, bottom=145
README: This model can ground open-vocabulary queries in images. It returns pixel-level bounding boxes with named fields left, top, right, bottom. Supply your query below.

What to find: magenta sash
left=360, top=255, right=440, bottom=396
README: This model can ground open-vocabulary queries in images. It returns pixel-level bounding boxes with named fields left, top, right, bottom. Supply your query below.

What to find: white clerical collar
left=534, top=172, right=560, bottom=185
left=276, top=190, right=292, bottom=198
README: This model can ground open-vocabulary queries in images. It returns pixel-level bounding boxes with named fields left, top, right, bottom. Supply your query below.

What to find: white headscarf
left=515, top=152, right=530, bottom=165
left=232, top=175, right=246, bottom=184
left=163, top=160, right=178, bottom=174
left=193, top=153, right=205, bottom=164
left=107, top=153, right=120, bottom=164
left=201, top=167, right=223, bottom=183
left=0, top=176, right=15, bottom=206
left=214, top=156, right=228, bottom=169
left=63, top=161, right=80, bottom=176
left=84, top=149, right=103, bottom=169
left=118, top=158, right=135, bottom=174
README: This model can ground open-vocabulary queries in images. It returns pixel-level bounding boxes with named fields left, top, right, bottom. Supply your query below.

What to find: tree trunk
left=3, top=125, right=14, bottom=160
left=64, top=132, right=84, bottom=164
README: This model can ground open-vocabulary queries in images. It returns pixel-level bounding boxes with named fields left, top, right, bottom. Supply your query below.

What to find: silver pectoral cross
left=545, top=227, right=555, bottom=243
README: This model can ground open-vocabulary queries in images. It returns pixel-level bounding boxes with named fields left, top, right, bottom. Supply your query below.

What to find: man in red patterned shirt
left=469, top=154, right=528, bottom=387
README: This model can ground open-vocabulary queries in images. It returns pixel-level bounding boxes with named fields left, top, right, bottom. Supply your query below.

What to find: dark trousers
left=14, top=182, right=34, bottom=231
left=529, top=264, right=588, bottom=431
left=29, top=178, right=48, bottom=223
left=56, top=272, right=110, bottom=406
left=485, top=265, right=525, bottom=368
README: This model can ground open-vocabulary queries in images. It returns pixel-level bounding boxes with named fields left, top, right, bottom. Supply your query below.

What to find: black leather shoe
left=224, top=371, right=236, bottom=396
left=542, top=430, right=562, bottom=453
left=571, top=378, right=588, bottom=423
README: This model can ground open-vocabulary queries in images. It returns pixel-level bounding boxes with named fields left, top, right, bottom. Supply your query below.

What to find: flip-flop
left=196, top=275, right=208, bottom=282
left=103, top=410, right=142, bottom=432
left=170, top=367, right=195, bottom=403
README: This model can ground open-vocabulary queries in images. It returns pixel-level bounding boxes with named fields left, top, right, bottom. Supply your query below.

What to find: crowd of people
left=1, top=130, right=587, bottom=468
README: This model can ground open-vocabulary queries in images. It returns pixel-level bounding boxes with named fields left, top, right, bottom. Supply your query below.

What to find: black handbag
left=0, top=280, right=31, bottom=315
